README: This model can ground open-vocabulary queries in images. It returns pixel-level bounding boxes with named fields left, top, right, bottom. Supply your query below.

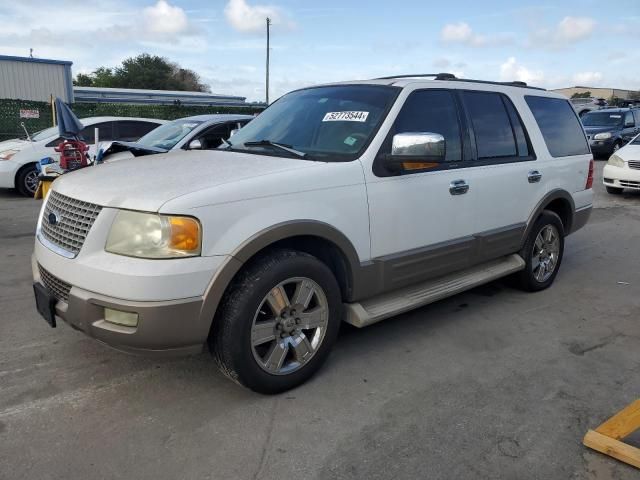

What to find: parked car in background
left=0, top=117, right=165, bottom=196
left=582, top=108, right=640, bottom=158
left=33, top=75, right=593, bottom=393
left=101, top=114, right=254, bottom=162
left=570, top=97, right=608, bottom=117
left=603, top=133, right=640, bottom=194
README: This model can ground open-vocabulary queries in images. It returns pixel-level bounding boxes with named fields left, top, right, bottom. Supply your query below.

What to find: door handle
left=528, top=170, right=542, bottom=183
left=449, top=179, right=469, bottom=195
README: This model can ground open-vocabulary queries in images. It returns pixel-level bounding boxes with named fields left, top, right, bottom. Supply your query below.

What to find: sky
left=0, top=0, right=638, bottom=102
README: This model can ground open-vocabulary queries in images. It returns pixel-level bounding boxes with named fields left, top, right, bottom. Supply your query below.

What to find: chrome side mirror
left=384, top=132, right=446, bottom=172
left=391, top=132, right=446, bottom=157
left=188, top=139, right=203, bottom=150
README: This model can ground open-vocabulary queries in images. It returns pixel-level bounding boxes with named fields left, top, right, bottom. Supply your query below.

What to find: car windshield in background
left=31, top=126, right=60, bottom=141
left=582, top=112, right=623, bottom=127
left=137, top=119, right=203, bottom=150
left=226, top=85, right=399, bottom=161
left=632, top=135, right=640, bottom=145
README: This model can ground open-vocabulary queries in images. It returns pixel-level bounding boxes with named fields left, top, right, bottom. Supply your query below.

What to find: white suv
left=32, top=74, right=594, bottom=393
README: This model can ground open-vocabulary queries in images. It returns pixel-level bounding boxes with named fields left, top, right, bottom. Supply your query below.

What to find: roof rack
left=374, top=73, right=546, bottom=91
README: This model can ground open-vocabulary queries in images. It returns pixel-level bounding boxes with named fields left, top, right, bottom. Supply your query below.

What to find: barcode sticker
left=322, top=111, right=369, bottom=122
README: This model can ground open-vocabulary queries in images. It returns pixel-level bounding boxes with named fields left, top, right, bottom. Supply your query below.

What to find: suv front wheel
left=211, top=249, right=342, bottom=394
left=514, top=211, right=565, bottom=292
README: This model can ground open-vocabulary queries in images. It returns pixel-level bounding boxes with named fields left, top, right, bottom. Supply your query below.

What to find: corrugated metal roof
left=0, top=54, right=72, bottom=66
left=73, top=86, right=247, bottom=105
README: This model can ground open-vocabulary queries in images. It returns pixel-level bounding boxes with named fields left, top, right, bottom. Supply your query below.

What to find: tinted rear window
left=525, top=96, right=589, bottom=157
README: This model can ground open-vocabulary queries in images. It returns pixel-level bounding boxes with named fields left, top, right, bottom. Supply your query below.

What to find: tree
left=73, top=54, right=210, bottom=92
left=571, top=91, right=592, bottom=99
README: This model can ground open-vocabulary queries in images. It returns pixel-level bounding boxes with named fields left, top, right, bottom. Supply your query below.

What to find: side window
left=462, top=91, right=520, bottom=160
left=391, top=90, right=462, bottom=162
left=624, top=111, right=634, bottom=126
left=525, top=96, right=590, bottom=157
left=115, top=121, right=160, bottom=142
left=196, top=124, right=232, bottom=150
left=80, top=122, right=114, bottom=144
left=633, top=110, right=640, bottom=125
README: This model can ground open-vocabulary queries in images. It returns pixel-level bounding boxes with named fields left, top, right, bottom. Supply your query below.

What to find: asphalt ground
left=0, top=161, right=639, bottom=480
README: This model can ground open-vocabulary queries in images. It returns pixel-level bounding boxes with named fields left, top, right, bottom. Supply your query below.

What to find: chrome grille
left=628, top=160, right=640, bottom=170
left=38, top=264, right=71, bottom=302
left=39, top=191, right=102, bottom=257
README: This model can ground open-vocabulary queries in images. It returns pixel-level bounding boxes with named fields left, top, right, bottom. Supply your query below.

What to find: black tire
left=16, top=163, right=38, bottom=197
left=513, top=211, right=565, bottom=292
left=606, top=186, right=623, bottom=195
left=211, top=249, right=342, bottom=394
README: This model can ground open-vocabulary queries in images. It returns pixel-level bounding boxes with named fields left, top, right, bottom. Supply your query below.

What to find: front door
left=365, top=89, right=479, bottom=290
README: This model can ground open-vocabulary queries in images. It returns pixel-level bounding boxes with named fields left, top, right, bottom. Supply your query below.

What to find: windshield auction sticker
left=322, top=111, right=369, bottom=122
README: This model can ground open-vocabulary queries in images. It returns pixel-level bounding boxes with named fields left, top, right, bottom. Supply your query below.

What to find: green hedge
left=0, top=98, right=265, bottom=142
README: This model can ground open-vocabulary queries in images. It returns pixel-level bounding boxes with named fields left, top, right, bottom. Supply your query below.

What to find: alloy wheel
left=531, top=225, right=560, bottom=283
left=251, top=277, right=329, bottom=375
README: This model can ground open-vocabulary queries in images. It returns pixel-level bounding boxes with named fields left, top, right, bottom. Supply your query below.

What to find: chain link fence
left=0, top=98, right=265, bottom=141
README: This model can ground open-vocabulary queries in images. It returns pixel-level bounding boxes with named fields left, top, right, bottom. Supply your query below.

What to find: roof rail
left=375, top=73, right=456, bottom=80
left=374, top=73, right=546, bottom=91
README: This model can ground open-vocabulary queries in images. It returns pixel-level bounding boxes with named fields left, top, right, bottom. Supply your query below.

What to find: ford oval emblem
left=48, top=211, right=60, bottom=226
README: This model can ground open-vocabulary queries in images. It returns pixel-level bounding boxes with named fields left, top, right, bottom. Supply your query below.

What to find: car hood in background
left=52, top=150, right=318, bottom=212
left=617, top=143, right=640, bottom=161
left=0, top=138, right=31, bottom=152
left=101, top=141, right=168, bottom=160
left=584, top=126, right=619, bottom=135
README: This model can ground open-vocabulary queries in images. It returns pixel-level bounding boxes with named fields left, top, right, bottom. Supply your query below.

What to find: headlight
left=0, top=149, right=18, bottom=160
left=106, top=210, right=201, bottom=258
left=593, top=132, right=612, bottom=140
left=607, top=154, right=625, bottom=168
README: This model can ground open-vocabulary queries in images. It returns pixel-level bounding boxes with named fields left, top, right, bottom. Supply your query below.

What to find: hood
left=584, top=126, right=619, bottom=135
left=52, top=149, right=318, bottom=212
left=101, top=141, right=168, bottom=160
left=0, top=138, right=30, bottom=152
left=618, top=143, right=640, bottom=161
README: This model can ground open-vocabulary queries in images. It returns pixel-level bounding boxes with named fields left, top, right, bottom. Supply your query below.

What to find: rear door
left=114, top=120, right=161, bottom=142
left=459, top=90, right=540, bottom=261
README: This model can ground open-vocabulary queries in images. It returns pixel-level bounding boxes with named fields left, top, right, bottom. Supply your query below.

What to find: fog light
left=104, top=308, right=139, bottom=327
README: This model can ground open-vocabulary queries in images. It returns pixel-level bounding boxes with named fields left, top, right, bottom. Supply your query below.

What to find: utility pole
left=266, top=17, right=271, bottom=105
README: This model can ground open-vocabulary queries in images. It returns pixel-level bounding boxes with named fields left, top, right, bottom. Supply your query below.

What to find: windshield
left=582, top=112, right=623, bottom=127
left=227, top=85, right=399, bottom=161
left=31, top=126, right=60, bottom=142
left=632, top=135, right=640, bottom=145
left=137, top=119, right=203, bottom=150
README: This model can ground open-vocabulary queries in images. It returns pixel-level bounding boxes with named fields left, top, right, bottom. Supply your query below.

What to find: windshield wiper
left=243, top=140, right=307, bottom=158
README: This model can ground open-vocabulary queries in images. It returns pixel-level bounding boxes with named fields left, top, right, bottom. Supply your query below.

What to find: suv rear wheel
left=514, top=211, right=565, bottom=292
left=211, top=249, right=342, bottom=394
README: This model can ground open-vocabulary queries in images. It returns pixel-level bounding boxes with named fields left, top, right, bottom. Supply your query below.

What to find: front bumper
left=0, top=159, right=20, bottom=188
left=33, top=254, right=212, bottom=356
left=603, top=164, right=640, bottom=190
left=589, top=139, right=616, bottom=157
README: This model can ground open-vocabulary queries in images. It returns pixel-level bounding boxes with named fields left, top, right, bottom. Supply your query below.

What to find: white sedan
left=603, top=134, right=640, bottom=194
left=0, top=116, right=164, bottom=196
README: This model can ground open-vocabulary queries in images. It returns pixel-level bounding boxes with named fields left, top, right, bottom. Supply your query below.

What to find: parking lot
left=0, top=161, right=638, bottom=479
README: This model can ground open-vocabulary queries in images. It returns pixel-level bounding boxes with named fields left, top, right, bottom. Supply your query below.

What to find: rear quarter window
left=525, top=96, right=589, bottom=157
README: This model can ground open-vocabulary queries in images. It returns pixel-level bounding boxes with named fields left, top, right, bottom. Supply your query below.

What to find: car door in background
left=621, top=111, right=639, bottom=143
left=114, top=120, right=162, bottom=142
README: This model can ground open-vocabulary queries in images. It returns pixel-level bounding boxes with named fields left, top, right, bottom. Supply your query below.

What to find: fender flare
left=198, top=220, right=362, bottom=333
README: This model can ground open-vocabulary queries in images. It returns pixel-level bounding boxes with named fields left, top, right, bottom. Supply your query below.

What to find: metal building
left=0, top=55, right=74, bottom=103
left=73, top=86, right=247, bottom=106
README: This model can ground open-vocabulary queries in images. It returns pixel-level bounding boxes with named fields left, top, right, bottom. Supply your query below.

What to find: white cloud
left=440, top=22, right=513, bottom=47
left=572, top=71, right=603, bottom=85
left=224, top=0, right=294, bottom=34
left=556, top=16, right=596, bottom=42
left=499, top=57, right=545, bottom=85
left=143, top=0, right=189, bottom=35
left=529, top=16, right=596, bottom=49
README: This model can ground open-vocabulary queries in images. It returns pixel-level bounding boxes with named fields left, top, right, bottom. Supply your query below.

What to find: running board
left=343, top=254, right=525, bottom=328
